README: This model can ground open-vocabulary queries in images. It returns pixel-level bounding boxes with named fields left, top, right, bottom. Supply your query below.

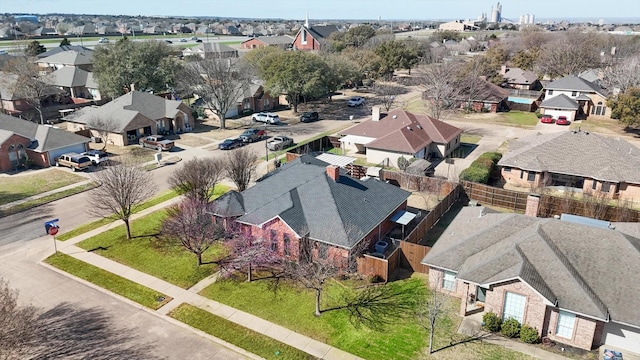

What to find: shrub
left=482, top=312, right=502, bottom=332
left=501, top=318, right=521, bottom=338
left=397, top=156, right=410, bottom=171
left=479, top=152, right=502, bottom=163
left=460, top=165, right=490, bottom=183
left=520, top=324, right=540, bottom=343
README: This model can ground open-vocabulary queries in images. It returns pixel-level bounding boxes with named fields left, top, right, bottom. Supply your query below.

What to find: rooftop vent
left=392, top=115, right=398, bottom=119
left=417, top=124, right=423, bottom=129
left=406, top=126, right=412, bottom=131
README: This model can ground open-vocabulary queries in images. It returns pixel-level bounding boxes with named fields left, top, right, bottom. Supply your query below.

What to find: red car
left=556, top=116, right=570, bottom=125
left=540, top=115, right=554, bottom=124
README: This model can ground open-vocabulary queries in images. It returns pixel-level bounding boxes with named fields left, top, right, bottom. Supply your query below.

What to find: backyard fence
left=404, top=184, right=461, bottom=244
left=357, top=247, right=401, bottom=282
left=380, top=170, right=456, bottom=195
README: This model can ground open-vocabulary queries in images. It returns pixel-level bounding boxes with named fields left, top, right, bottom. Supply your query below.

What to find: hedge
left=460, top=152, right=502, bottom=184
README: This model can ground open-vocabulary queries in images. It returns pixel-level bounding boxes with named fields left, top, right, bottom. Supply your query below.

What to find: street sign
left=48, top=226, right=59, bottom=236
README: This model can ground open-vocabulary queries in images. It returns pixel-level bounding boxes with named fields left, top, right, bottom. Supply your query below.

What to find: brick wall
left=484, top=280, right=548, bottom=333
left=0, top=133, right=32, bottom=171
left=546, top=308, right=603, bottom=350
left=246, top=217, right=301, bottom=260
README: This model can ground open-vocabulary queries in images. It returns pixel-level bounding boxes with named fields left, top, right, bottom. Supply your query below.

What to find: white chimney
left=372, top=106, right=381, bottom=121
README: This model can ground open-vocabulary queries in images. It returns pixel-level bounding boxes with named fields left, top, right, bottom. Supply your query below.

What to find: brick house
left=211, top=155, right=411, bottom=267
left=539, top=75, right=610, bottom=121
left=291, top=18, right=339, bottom=51
left=339, top=108, right=462, bottom=168
left=498, top=130, right=640, bottom=201
left=421, top=204, right=640, bottom=353
left=240, top=35, right=294, bottom=50
left=0, top=113, right=89, bottom=171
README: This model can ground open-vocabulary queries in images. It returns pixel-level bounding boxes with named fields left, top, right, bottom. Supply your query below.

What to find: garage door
left=48, top=144, right=87, bottom=164
left=503, top=292, right=526, bottom=323
left=602, top=322, right=640, bottom=354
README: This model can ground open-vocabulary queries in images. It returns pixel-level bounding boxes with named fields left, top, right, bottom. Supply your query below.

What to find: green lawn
left=0, top=182, right=95, bottom=217
left=263, top=124, right=353, bottom=161
left=77, top=210, right=225, bottom=288
left=170, top=304, right=314, bottom=360
left=460, top=133, right=482, bottom=144
left=0, top=169, right=86, bottom=205
left=498, top=112, right=539, bottom=127
left=45, top=253, right=170, bottom=309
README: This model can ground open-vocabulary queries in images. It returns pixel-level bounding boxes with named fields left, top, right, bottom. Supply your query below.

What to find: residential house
left=181, top=42, right=239, bottom=59
left=36, top=45, right=92, bottom=59
left=500, top=66, right=540, bottom=90
left=211, top=155, right=411, bottom=266
left=421, top=204, right=640, bottom=354
left=36, top=49, right=94, bottom=72
left=291, top=18, right=339, bottom=51
left=49, top=66, right=101, bottom=101
left=339, top=108, right=462, bottom=168
left=65, top=91, right=193, bottom=146
left=539, top=75, right=610, bottom=121
left=497, top=130, right=640, bottom=200
left=240, top=35, right=294, bottom=50
left=199, top=83, right=279, bottom=119
left=0, top=113, right=89, bottom=171
left=450, top=77, right=510, bottom=113
left=0, top=71, right=67, bottom=120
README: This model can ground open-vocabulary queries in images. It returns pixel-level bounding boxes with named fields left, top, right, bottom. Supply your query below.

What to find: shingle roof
left=213, top=155, right=411, bottom=249
left=183, top=42, right=238, bottom=56
left=341, top=109, right=462, bottom=154
left=308, top=25, right=340, bottom=39
left=37, top=45, right=93, bottom=59
left=545, top=75, right=606, bottom=96
left=539, top=93, right=579, bottom=110
left=502, top=67, right=538, bottom=85
left=422, top=206, right=640, bottom=327
left=65, top=91, right=182, bottom=133
left=247, top=35, right=294, bottom=45
left=37, top=50, right=93, bottom=66
left=497, top=131, right=640, bottom=183
left=50, top=66, right=91, bottom=88
left=0, top=113, right=89, bottom=152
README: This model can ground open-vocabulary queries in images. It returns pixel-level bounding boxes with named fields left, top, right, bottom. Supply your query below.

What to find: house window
left=502, top=292, right=526, bottom=323
left=602, top=182, right=611, bottom=193
left=592, top=180, right=598, bottom=190
left=264, top=98, right=270, bottom=107
left=476, top=287, right=487, bottom=302
left=283, top=235, right=290, bottom=256
left=318, top=242, right=328, bottom=259
left=520, top=170, right=525, bottom=179
left=556, top=310, right=576, bottom=339
left=442, top=271, right=456, bottom=291
left=593, top=101, right=606, bottom=116
left=571, top=91, right=577, bottom=97
left=504, top=167, right=511, bottom=172
left=527, top=172, right=536, bottom=182
left=548, top=90, right=554, bottom=96
left=301, top=29, right=307, bottom=44
left=271, top=238, right=278, bottom=251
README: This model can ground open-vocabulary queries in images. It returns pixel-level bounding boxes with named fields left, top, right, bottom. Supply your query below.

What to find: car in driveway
left=55, top=153, right=92, bottom=172
left=300, top=111, right=319, bottom=123
left=556, top=116, right=570, bottom=125
left=239, top=128, right=266, bottom=143
left=81, top=150, right=109, bottom=165
left=540, top=114, right=554, bottom=124
left=218, top=138, right=244, bottom=150
left=252, top=112, right=280, bottom=124
left=98, top=37, right=109, bottom=44
left=347, top=97, right=364, bottom=107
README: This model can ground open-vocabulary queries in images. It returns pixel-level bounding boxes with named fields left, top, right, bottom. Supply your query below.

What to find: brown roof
left=341, top=109, right=462, bottom=153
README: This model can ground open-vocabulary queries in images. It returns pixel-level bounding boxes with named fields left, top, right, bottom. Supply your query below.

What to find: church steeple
left=305, top=11, right=309, bottom=28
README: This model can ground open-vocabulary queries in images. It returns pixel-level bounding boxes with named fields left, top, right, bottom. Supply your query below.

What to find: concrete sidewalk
left=52, top=199, right=362, bottom=360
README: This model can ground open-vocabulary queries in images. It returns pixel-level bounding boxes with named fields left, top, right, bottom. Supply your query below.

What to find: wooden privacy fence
left=357, top=247, right=400, bottom=282
left=404, top=185, right=461, bottom=244
left=399, top=241, right=430, bottom=273
left=461, top=181, right=529, bottom=212
left=381, top=170, right=456, bottom=195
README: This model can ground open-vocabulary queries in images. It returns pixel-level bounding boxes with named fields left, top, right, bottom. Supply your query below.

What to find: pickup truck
left=81, top=150, right=109, bottom=165
left=55, top=153, right=92, bottom=172
left=239, top=128, right=266, bottom=143
left=266, top=136, right=294, bottom=151
left=139, top=136, right=174, bottom=151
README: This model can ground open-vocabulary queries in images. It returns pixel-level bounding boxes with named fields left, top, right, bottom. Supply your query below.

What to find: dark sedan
left=300, top=111, right=319, bottom=123
left=218, top=138, right=244, bottom=150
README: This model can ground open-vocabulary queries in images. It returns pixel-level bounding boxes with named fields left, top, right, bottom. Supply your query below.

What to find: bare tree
left=601, top=55, right=640, bottom=94
left=219, top=233, right=282, bottom=282
left=535, top=32, right=601, bottom=78
left=417, top=62, right=459, bottom=120
left=1, top=56, right=55, bottom=124
left=177, top=56, right=251, bottom=130
left=169, top=157, right=224, bottom=202
left=372, top=83, right=403, bottom=111
left=161, top=198, right=225, bottom=265
left=86, top=116, right=118, bottom=151
left=0, top=279, right=39, bottom=360
left=417, top=273, right=448, bottom=354
left=88, top=158, right=156, bottom=239
left=224, top=147, right=259, bottom=192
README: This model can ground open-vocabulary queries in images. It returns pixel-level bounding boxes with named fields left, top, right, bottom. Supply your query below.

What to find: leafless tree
left=88, top=158, right=156, bottom=239
left=582, top=191, right=612, bottom=220
left=219, top=233, right=282, bottom=282
left=86, top=116, right=118, bottom=151
left=417, top=62, right=460, bottom=120
left=372, top=83, right=403, bottom=111
left=169, top=157, right=224, bottom=202
left=601, top=55, right=640, bottom=94
left=161, top=198, right=225, bottom=265
left=224, top=147, right=259, bottom=192
left=1, top=56, right=55, bottom=124
left=417, top=273, right=448, bottom=354
left=535, top=32, right=601, bottom=78
left=0, top=279, right=39, bottom=360
left=177, top=56, right=251, bottom=130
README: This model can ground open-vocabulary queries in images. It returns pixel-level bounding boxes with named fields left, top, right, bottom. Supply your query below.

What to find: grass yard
left=201, top=274, right=532, bottom=360
left=170, top=304, right=314, bottom=360
left=45, top=253, right=170, bottom=309
left=77, top=210, right=224, bottom=288
left=0, top=182, right=96, bottom=217
left=0, top=169, right=86, bottom=205
left=263, top=124, right=353, bottom=161
left=460, top=133, right=482, bottom=144
left=498, top=112, right=539, bottom=127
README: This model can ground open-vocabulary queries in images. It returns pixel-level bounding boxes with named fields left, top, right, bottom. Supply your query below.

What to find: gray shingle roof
left=498, top=131, right=640, bottom=183
left=539, top=93, right=579, bottom=110
left=50, top=66, right=91, bottom=88
left=545, top=75, right=606, bottom=96
left=37, top=45, right=93, bottom=59
left=0, top=113, right=89, bottom=152
left=36, top=50, right=93, bottom=66
left=422, top=206, right=640, bottom=327
left=214, top=155, right=411, bottom=249
left=308, top=25, right=340, bottom=39
left=502, top=67, right=538, bottom=85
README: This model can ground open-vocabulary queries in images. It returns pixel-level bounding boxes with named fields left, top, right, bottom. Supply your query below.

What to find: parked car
left=191, top=36, right=198, bottom=40
left=55, top=153, right=92, bottom=172
left=180, top=38, right=187, bottom=42
left=556, top=116, right=570, bottom=125
left=267, top=136, right=294, bottom=151
left=300, top=111, right=319, bottom=123
left=239, top=128, right=266, bottom=143
left=218, top=138, right=244, bottom=150
left=81, top=150, right=109, bottom=165
left=540, top=114, right=554, bottom=124
left=164, top=39, right=173, bottom=44
left=252, top=112, right=280, bottom=124
left=347, top=97, right=365, bottom=107
left=195, top=39, right=203, bottom=43
left=98, top=37, right=109, bottom=44
left=139, top=135, right=175, bottom=151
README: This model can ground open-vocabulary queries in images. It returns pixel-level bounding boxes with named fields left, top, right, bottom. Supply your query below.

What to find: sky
left=1, top=0, right=639, bottom=21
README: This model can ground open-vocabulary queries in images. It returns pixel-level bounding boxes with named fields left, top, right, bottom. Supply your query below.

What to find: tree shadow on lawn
left=431, top=331, right=493, bottom=354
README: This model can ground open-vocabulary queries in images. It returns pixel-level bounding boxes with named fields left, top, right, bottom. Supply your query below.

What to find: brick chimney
left=372, top=106, right=381, bottom=121
left=525, top=194, right=540, bottom=217
left=326, top=165, right=340, bottom=182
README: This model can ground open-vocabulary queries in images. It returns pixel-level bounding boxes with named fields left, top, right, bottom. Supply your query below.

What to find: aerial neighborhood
left=1, top=1, right=640, bottom=359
